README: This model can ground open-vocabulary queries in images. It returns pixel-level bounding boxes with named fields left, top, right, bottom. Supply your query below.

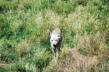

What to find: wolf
left=50, top=28, right=62, bottom=57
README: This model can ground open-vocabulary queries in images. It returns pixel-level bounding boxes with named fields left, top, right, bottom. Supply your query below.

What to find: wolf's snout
left=53, top=44, right=56, bottom=47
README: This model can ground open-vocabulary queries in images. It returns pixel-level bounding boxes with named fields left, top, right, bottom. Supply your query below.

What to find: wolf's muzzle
left=53, top=44, right=56, bottom=48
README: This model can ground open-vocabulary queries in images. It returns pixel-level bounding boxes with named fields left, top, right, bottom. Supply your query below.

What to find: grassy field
left=0, top=0, right=109, bottom=72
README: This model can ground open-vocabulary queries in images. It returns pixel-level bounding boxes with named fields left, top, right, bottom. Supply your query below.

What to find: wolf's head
left=50, top=34, right=61, bottom=48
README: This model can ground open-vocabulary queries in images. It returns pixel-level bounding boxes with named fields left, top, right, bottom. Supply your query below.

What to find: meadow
left=0, top=0, right=109, bottom=72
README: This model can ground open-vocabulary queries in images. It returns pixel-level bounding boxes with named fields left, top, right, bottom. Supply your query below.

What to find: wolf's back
left=51, top=28, right=61, bottom=37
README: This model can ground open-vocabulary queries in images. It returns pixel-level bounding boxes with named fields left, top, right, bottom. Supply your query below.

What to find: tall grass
left=0, top=0, right=109, bottom=72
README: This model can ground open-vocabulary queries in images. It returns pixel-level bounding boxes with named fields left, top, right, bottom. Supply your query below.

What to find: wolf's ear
left=58, top=36, right=62, bottom=41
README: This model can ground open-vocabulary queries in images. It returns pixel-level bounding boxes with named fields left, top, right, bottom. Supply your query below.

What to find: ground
left=0, top=0, right=109, bottom=72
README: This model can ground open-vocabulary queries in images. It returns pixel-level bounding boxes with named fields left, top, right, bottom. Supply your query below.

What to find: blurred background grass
left=0, top=0, right=109, bottom=72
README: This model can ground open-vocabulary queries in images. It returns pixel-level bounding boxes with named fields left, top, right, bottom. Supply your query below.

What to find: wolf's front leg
left=53, top=48, right=56, bottom=57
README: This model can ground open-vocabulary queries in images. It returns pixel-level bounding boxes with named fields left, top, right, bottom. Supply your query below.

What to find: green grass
left=0, top=0, right=109, bottom=72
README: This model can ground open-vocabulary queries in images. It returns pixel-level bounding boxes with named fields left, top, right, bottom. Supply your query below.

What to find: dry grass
left=44, top=47, right=99, bottom=72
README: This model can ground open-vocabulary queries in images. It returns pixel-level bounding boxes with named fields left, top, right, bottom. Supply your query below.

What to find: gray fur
left=50, top=28, right=62, bottom=57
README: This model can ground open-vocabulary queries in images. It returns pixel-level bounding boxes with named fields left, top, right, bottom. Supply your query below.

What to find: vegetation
left=0, top=0, right=109, bottom=72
